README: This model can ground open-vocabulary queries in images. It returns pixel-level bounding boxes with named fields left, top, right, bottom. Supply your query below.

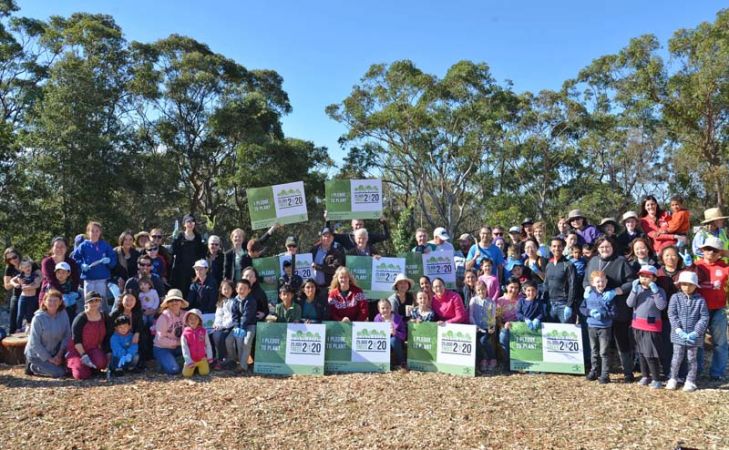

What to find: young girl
left=374, top=299, right=407, bottom=370
left=109, top=315, right=139, bottom=373
left=181, top=308, right=213, bottom=377
left=626, top=265, right=667, bottom=388
left=477, top=258, right=501, bottom=301
left=666, top=271, right=709, bottom=392
left=469, top=281, right=498, bottom=372
left=410, top=291, right=436, bottom=322
left=12, top=258, right=41, bottom=331
left=72, top=221, right=117, bottom=313
left=138, top=278, right=159, bottom=329
left=212, top=280, right=236, bottom=369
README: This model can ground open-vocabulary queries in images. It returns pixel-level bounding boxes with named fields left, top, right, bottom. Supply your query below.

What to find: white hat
left=54, top=261, right=71, bottom=272
left=183, top=308, right=204, bottom=325
left=675, top=271, right=699, bottom=288
left=621, top=211, right=639, bottom=223
left=391, top=273, right=414, bottom=291
left=567, top=209, right=585, bottom=222
left=433, top=227, right=450, bottom=241
left=700, top=236, right=724, bottom=251
left=638, top=265, right=657, bottom=277
left=508, top=226, right=521, bottom=234
left=193, top=259, right=208, bottom=269
left=160, top=289, right=189, bottom=309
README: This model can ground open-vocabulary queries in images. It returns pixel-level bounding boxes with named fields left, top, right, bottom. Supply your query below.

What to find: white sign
left=279, top=253, right=314, bottom=280
left=351, top=321, right=391, bottom=365
left=285, top=323, right=326, bottom=367
left=370, top=256, right=406, bottom=294
left=436, top=323, right=477, bottom=369
left=273, top=181, right=308, bottom=221
left=422, top=250, right=456, bottom=287
left=350, top=179, right=383, bottom=214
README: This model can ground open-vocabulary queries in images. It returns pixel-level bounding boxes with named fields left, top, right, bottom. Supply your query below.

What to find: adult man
left=543, top=237, right=577, bottom=323
left=465, top=227, right=504, bottom=281
left=429, top=227, right=454, bottom=252
left=324, top=212, right=390, bottom=251
left=692, top=208, right=729, bottom=262
left=454, top=233, right=472, bottom=290
left=310, top=227, right=345, bottom=288
left=412, top=228, right=434, bottom=253
left=695, top=236, right=729, bottom=381
left=125, top=254, right=167, bottom=297
left=508, top=226, right=523, bottom=254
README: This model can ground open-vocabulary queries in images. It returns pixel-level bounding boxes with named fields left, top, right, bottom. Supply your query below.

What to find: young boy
left=274, top=284, right=302, bottom=323
left=109, top=315, right=139, bottom=373
left=666, top=271, right=709, bottom=392
left=580, top=270, right=615, bottom=383
left=278, top=260, right=303, bottom=293
left=53, top=262, right=81, bottom=321
left=582, top=244, right=595, bottom=260
left=662, top=196, right=691, bottom=240
left=231, top=280, right=257, bottom=373
left=516, top=280, right=545, bottom=331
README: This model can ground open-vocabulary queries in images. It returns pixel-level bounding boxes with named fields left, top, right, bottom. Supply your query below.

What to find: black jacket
left=582, top=254, right=636, bottom=322
left=543, top=257, right=578, bottom=307
left=187, top=276, right=218, bottom=314
left=309, top=241, right=345, bottom=287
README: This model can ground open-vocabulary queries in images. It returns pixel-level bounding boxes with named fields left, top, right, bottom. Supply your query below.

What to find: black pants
left=8, top=294, right=18, bottom=334
left=589, top=327, right=612, bottom=378
left=613, top=320, right=634, bottom=376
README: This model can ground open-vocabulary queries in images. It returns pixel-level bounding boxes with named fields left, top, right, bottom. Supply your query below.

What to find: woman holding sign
left=346, top=229, right=379, bottom=257
left=432, top=278, right=467, bottom=324
left=328, top=266, right=368, bottom=322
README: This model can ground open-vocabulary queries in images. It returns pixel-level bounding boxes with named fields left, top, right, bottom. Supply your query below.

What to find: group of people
left=4, top=196, right=729, bottom=391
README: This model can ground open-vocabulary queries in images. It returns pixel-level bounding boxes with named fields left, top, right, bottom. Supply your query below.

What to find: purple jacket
left=576, top=225, right=601, bottom=246
left=375, top=313, right=407, bottom=341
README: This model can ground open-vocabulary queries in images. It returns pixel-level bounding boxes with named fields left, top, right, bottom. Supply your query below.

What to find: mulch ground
left=0, top=364, right=727, bottom=450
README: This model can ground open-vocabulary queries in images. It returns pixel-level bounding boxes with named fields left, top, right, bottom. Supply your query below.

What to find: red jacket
left=696, top=259, right=729, bottom=310
left=432, top=290, right=467, bottom=323
left=328, top=286, right=368, bottom=321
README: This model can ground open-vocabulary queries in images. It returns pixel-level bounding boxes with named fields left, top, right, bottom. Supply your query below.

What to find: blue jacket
left=579, top=291, right=615, bottom=328
left=71, top=239, right=117, bottom=281
left=232, top=295, right=257, bottom=328
left=516, top=297, right=545, bottom=321
left=668, top=292, right=710, bottom=347
left=110, top=331, right=138, bottom=359
left=187, top=276, right=218, bottom=314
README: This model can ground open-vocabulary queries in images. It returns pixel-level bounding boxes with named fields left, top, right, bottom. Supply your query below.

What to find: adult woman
left=599, top=218, right=619, bottom=239
left=4, top=247, right=38, bottom=334
left=170, top=214, right=206, bottom=297
left=567, top=209, right=601, bottom=246
left=327, top=266, right=368, bottom=322
left=71, top=221, right=117, bottom=312
left=531, top=221, right=550, bottom=259
left=523, top=239, right=547, bottom=284
left=388, top=273, right=415, bottom=318
left=134, top=231, right=151, bottom=253
left=496, top=277, right=523, bottom=367
left=66, top=291, right=109, bottom=380
left=432, top=278, right=467, bottom=324
left=419, top=276, right=433, bottom=302
left=346, top=228, right=378, bottom=257
left=112, top=230, right=140, bottom=290
left=153, top=289, right=188, bottom=375
left=639, top=195, right=673, bottom=255
left=109, top=290, right=146, bottom=367
left=40, top=237, right=80, bottom=306
left=296, top=278, right=329, bottom=323
left=25, top=289, right=71, bottom=378
left=582, top=236, right=637, bottom=382
left=223, top=228, right=250, bottom=282
left=206, top=235, right=224, bottom=288
left=627, top=237, right=657, bottom=273
left=241, top=266, right=270, bottom=321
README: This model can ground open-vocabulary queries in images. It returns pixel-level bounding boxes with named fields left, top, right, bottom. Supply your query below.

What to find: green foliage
left=392, top=205, right=414, bottom=254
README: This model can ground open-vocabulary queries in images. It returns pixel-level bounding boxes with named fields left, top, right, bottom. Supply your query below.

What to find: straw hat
left=701, top=208, right=729, bottom=224
left=160, top=288, right=189, bottom=309
left=391, top=273, right=414, bottom=291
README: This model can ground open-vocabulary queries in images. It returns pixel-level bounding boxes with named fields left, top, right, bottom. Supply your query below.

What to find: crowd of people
left=4, top=195, right=729, bottom=391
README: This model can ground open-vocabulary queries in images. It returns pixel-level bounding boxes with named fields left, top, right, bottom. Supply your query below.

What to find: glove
left=680, top=249, right=693, bottom=268
left=80, top=354, right=97, bottom=369
left=125, top=353, right=133, bottom=363
left=232, top=327, right=244, bottom=338
left=686, top=331, right=698, bottom=343
left=81, top=264, right=90, bottom=272
left=632, top=279, right=641, bottom=292
left=525, top=319, right=534, bottom=331
left=529, top=262, right=539, bottom=273
left=602, top=290, right=617, bottom=303
left=562, top=307, right=572, bottom=322
left=677, top=330, right=689, bottom=340
left=100, top=257, right=111, bottom=265
left=117, top=358, right=125, bottom=369
left=589, top=309, right=602, bottom=320
left=649, top=282, right=659, bottom=294
left=583, top=286, right=592, bottom=299
left=533, top=318, right=541, bottom=329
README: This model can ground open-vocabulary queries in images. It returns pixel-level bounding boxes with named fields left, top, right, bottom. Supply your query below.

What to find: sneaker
left=665, top=378, right=678, bottom=390
left=624, top=373, right=636, bottom=383
left=649, top=380, right=662, bottom=389
left=598, top=376, right=610, bottom=384
left=682, top=381, right=698, bottom=392
left=638, top=377, right=651, bottom=386
left=24, top=363, right=32, bottom=376
left=585, top=370, right=598, bottom=381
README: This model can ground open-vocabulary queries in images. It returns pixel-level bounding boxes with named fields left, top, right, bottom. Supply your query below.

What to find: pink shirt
left=477, top=274, right=501, bottom=301
left=432, top=290, right=467, bottom=323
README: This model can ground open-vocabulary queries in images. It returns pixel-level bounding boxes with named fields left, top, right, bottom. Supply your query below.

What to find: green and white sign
left=509, top=322, right=584, bottom=374
left=253, top=323, right=326, bottom=375
left=247, top=181, right=308, bottom=229
left=279, top=253, right=314, bottom=280
left=407, top=322, right=476, bottom=377
left=202, top=313, right=216, bottom=333
left=422, top=250, right=456, bottom=289
left=399, top=252, right=424, bottom=293
left=345, top=255, right=406, bottom=299
left=324, top=321, right=390, bottom=373
left=252, top=256, right=281, bottom=302
left=325, top=179, right=382, bottom=220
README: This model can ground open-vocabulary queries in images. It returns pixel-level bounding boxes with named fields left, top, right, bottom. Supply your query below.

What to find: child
left=503, top=246, right=522, bottom=281
left=410, top=291, right=436, bottom=322
left=666, top=271, right=709, bottom=392
left=278, top=260, right=303, bottom=294
left=374, top=299, right=407, bottom=370
left=109, top=315, right=139, bottom=373
left=582, top=244, right=594, bottom=260
left=626, top=265, right=668, bottom=388
left=563, top=232, right=579, bottom=258
left=469, top=281, right=498, bottom=372
left=231, top=280, right=257, bottom=373
left=12, top=258, right=40, bottom=332
left=138, top=277, right=160, bottom=329
left=53, top=262, right=80, bottom=322
left=477, top=259, right=501, bottom=301
left=579, top=270, right=615, bottom=383
left=659, top=196, right=691, bottom=248
left=274, top=284, right=302, bottom=323
left=212, top=280, right=236, bottom=369
left=145, top=243, right=168, bottom=286
left=516, top=280, right=545, bottom=331
left=181, top=308, right=213, bottom=377
left=569, top=245, right=587, bottom=279
left=506, top=260, right=528, bottom=287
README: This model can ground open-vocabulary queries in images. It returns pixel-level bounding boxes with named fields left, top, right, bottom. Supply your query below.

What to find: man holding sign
left=309, top=227, right=345, bottom=288
left=324, top=213, right=391, bottom=252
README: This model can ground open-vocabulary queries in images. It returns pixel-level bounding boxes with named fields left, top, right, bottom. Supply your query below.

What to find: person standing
left=170, top=214, right=206, bottom=298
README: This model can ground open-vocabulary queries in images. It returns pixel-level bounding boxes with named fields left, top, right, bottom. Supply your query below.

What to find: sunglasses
left=493, top=232, right=503, bottom=236
left=287, top=244, right=297, bottom=248
left=147, top=247, right=159, bottom=252
left=138, top=262, right=151, bottom=267
left=7, top=254, right=19, bottom=261
left=151, top=235, right=163, bottom=239
left=210, top=243, right=220, bottom=246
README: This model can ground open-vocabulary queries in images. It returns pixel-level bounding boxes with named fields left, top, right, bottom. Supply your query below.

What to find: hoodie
left=24, top=309, right=70, bottom=362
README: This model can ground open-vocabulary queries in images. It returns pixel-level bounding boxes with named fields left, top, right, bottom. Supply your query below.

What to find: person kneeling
left=181, top=309, right=212, bottom=377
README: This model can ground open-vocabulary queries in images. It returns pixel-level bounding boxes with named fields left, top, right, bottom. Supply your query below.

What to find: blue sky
left=18, top=0, right=726, bottom=165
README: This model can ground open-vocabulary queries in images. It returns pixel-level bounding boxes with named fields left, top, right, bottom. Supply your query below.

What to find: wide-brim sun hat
left=599, top=217, right=618, bottom=228
left=701, top=207, right=729, bottom=224
left=621, top=211, right=639, bottom=223
left=567, top=209, right=585, bottom=222
left=160, top=288, right=189, bottom=309
left=391, top=273, right=414, bottom=291
left=674, top=271, right=699, bottom=288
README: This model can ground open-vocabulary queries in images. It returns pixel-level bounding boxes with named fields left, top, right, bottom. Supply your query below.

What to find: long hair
left=329, top=266, right=360, bottom=292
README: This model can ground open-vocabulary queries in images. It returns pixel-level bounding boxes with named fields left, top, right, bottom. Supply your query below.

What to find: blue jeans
left=548, top=302, right=573, bottom=323
left=697, top=308, right=728, bottom=379
left=499, top=328, right=510, bottom=368
left=17, top=295, right=38, bottom=330
left=477, top=331, right=497, bottom=360
left=391, top=336, right=405, bottom=365
left=153, top=346, right=182, bottom=375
